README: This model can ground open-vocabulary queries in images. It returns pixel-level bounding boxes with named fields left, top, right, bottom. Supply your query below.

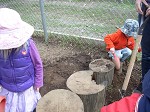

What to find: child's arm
left=104, top=29, right=121, bottom=51
left=127, top=37, right=135, bottom=50
left=104, top=33, right=118, bottom=51
left=127, top=38, right=142, bottom=52
left=29, top=38, right=43, bottom=91
left=100, top=93, right=141, bottom=112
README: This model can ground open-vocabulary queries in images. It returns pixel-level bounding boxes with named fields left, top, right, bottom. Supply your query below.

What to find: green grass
left=1, top=0, right=137, bottom=41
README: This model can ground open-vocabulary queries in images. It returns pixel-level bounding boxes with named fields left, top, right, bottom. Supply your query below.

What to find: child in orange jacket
left=104, top=19, right=139, bottom=71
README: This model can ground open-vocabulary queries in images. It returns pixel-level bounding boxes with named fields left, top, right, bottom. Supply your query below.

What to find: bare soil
left=34, top=36, right=142, bottom=106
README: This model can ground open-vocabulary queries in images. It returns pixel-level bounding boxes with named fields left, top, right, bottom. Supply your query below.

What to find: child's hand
left=135, top=0, right=148, bottom=14
left=110, top=48, right=115, bottom=54
left=34, top=87, right=40, bottom=91
left=138, top=47, right=142, bottom=52
left=128, top=41, right=133, bottom=46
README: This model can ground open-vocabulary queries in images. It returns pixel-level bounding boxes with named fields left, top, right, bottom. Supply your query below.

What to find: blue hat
left=120, top=19, right=139, bottom=38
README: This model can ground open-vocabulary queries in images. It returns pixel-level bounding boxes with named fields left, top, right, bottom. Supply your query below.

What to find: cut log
left=36, top=89, right=84, bottom=112
left=66, top=70, right=106, bottom=112
left=89, top=58, right=115, bottom=86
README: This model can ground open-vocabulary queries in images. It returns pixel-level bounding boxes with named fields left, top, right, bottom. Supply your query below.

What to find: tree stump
left=36, top=89, right=84, bottom=112
left=66, top=70, right=106, bottom=112
left=89, top=58, right=115, bottom=86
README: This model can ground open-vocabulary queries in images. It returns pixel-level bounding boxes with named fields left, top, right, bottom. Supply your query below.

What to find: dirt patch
left=34, top=36, right=142, bottom=106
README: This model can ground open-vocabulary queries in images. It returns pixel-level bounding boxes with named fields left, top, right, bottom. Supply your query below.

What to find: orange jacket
left=104, top=29, right=135, bottom=51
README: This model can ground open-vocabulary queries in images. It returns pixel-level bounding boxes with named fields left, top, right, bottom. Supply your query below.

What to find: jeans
left=141, top=18, right=150, bottom=80
left=108, top=47, right=132, bottom=62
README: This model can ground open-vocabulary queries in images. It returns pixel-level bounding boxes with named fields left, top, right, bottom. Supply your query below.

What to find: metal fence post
left=39, top=0, right=48, bottom=42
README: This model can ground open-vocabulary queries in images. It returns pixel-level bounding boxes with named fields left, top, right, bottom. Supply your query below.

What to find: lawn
left=1, top=0, right=137, bottom=40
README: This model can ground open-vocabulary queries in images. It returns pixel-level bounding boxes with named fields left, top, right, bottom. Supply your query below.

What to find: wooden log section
left=66, top=70, right=106, bottom=112
left=36, top=89, right=84, bottom=112
left=89, top=58, right=115, bottom=86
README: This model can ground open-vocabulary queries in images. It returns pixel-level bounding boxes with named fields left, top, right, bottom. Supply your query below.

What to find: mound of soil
left=34, top=36, right=142, bottom=106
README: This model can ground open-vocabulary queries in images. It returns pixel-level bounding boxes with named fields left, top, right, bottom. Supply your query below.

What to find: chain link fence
left=1, top=0, right=138, bottom=43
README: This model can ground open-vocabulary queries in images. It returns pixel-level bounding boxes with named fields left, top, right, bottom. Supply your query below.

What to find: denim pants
left=141, top=18, right=150, bottom=80
left=108, top=47, right=132, bottom=62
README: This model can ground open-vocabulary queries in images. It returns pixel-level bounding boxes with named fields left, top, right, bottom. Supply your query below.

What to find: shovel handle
left=121, top=16, right=150, bottom=92
left=122, top=35, right=142, bottom=91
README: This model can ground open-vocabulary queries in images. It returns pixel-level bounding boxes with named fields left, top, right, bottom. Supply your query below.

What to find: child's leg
left=120, top=47, right=132, bottom=62
left=112, top=58, right=120, bottom=70
left=108, top=50, right=122, bottom=70
left=0, top=86, right=41, bottom=112
left=115, top=49, right=123, bottom=59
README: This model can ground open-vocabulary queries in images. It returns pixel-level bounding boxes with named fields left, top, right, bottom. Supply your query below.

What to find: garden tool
left=119, top=16, right=150, bottom=98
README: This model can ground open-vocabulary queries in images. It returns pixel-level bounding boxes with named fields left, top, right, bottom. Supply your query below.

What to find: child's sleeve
left=127, top=37, right=142, bottom=52
left=100, top=93, right=141, bottom=112
left=127, top=37, right=135, bottom=50
left=29, top=39, right=43, bottom=88
left=104, top=30, right=120, bottom=51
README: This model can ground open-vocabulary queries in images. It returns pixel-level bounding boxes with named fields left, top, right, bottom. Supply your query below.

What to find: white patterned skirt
left=0, top=86, right=41, bottom=112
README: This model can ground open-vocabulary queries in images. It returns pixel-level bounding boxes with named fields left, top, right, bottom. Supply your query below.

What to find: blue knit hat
left=120, top=19, right=139, bottom=38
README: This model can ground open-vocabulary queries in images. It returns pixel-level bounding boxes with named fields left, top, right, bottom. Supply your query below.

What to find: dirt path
left=34, top=37, right=141, bottom=105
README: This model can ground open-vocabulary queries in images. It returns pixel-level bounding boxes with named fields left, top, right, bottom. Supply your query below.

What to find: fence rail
left=1, top=0, right=138, bottom=43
